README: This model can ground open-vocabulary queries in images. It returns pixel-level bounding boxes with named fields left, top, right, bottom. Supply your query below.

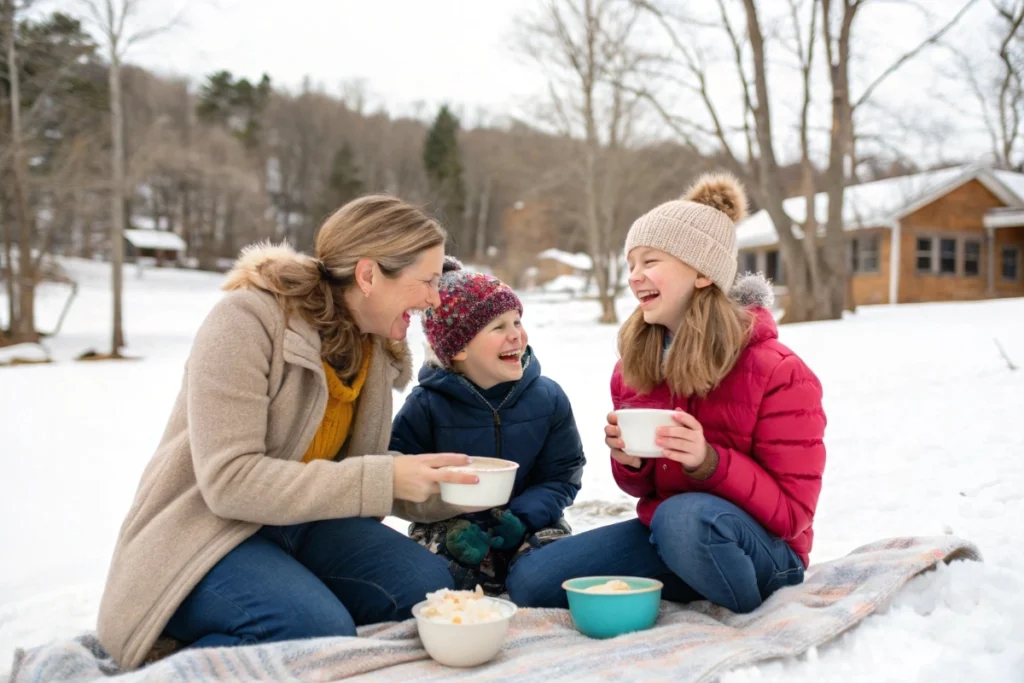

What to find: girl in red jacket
left=507, top=173, right=826, bottom=614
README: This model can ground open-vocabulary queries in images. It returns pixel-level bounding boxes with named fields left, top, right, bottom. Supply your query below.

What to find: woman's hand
left=656, top=411, right=706, bottom=471
left=393, top=453, right=479, bottom=503
left=606, top=411, right=642, bottom=469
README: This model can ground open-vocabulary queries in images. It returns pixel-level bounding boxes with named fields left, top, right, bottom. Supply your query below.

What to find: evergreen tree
left=316, top=142, right=364, bottom=222
left=197, top=70, right=271, bottom=150
left=422, top=105, right=466, bottom=250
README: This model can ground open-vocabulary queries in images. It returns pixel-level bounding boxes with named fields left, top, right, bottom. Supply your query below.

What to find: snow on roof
left=123, top=229, right=187, bottom=251
left=736, top=165, right=1024, bottom=250
left=537, top=248, right=593, bottom=271
left=993, top=169, right=1024, bottom=203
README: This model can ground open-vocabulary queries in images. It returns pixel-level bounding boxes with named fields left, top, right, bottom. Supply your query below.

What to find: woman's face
left=357, top=244, right=445, bottom=340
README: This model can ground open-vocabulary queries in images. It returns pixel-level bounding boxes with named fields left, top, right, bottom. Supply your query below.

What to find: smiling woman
left=95, top=194, right=483, bottom=671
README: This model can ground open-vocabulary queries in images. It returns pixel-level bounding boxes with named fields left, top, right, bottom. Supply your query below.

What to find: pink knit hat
left=422, top=257, right=523, bottom=368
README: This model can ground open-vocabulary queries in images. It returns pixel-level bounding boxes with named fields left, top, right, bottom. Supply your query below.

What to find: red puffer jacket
left=611, top=287, right=826, bottom=566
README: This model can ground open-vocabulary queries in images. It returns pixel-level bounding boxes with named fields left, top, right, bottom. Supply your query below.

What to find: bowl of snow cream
left=412, top=586, right=518, bottom=667
left=562, top=576, right=664, bottom=639
left=439, top=456, right=520, bottom=507
left=612, top=409, right=678, bottom=458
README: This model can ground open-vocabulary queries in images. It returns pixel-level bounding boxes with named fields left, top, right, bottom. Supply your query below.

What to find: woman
left=97, top=195, right=480, bottom=670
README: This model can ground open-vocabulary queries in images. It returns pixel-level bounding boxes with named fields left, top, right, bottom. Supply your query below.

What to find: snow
left=736, top=165, right=1024, bottom=249
left=123, top=229, right=187, bottom=252
left=0, top=344, right=49, bottom=365
left=993, top=170, right=1024, bottom=205
left=537, top=248, right=593, bottom=272
left=2, top=257, right=1024, bottom=681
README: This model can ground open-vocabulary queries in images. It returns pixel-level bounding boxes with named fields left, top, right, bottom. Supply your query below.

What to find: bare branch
left=994, top=337, right=1018, bottom=370
left=852, top=0, right=981, bottom=111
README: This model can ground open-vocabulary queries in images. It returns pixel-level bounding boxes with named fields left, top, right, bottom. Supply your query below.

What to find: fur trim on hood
left=729, top=271, right=775, bottom=309
left=222, top=240, right=412, bottom=385
left=222, top=241, right=309, bottom=293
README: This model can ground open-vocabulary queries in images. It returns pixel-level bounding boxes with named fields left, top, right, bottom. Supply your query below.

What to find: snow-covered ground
left=2, top=258, right=1023, bottom=681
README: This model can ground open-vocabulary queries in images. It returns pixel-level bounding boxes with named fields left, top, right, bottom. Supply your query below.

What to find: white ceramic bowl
left=412, top=597, right=517, bottom=667
left=439, top=457, right=519, bottom=507
left=613, top=409, right=677, bottom=458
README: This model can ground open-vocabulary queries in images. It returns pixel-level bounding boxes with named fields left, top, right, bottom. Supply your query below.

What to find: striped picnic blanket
left=6, top=535, right=980, bottom=683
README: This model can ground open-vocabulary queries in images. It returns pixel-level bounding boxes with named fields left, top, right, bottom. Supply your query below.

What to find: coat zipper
left=493, top=411, right=502, bottom=460
left=458, top=376, right=519, bottom=461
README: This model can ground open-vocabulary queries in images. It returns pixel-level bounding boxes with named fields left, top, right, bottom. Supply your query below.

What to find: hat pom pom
left=682, top=172, right=748, bottom=223
left=442, top=255, right=463, bottom=273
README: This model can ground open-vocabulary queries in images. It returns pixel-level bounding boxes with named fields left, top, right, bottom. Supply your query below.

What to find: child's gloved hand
left=488, top=510, right=527, bottom=550
left=445, top=520, right=490, bottom=565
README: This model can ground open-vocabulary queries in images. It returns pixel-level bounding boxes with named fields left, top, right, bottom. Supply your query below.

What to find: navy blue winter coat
left=389, top=347, right=585, bottom=532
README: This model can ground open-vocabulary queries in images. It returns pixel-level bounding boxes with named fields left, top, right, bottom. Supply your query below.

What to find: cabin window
left=963, top=240, right=981, bottom=277
left=915, top=237, right=933, bottom=273
left=740, top=251, right=757, bottom=274
left=850, top=235, right=880, bottom=274
left=939, top=238, right=957, bottom=274
left=1003, top=246, right=1021, bottom=281
left=765, top=249, right=784, bottom=285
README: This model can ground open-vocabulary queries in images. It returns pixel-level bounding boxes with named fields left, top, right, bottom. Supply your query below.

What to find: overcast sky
left=46, top=0, right=1001, bottom=166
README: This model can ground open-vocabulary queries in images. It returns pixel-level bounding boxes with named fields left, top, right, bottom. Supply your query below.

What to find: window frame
left=1002, top=245, right=1021, bottom=282
left=849, top=234, right=881, bottom=274
left=963, top=239, right=982, bottom=278
left=914, top=233, right=987, bottom=278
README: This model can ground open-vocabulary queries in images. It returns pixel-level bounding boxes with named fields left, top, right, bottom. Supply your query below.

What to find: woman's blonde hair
left=618, top=285, right=753, bottom=398
left=237, top=195, right=445, bottom=381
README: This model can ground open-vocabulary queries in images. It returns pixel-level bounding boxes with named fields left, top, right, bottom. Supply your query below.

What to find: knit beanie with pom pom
left=422, top=256, right=523, bottom=368
left=624, top=172, right=749, bottom=291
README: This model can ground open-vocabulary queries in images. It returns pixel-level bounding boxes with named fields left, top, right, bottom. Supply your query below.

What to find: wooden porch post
left=987, top=226, right=995, bottom=296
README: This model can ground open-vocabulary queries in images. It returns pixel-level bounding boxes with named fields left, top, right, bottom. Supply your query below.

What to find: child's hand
left=445, top=520, right=490, bottom=565
left=656, top=411, right=707, bottom=470
left=606, top=411, right=642, bottom=469
left=489, top=510, right=527, bottom=550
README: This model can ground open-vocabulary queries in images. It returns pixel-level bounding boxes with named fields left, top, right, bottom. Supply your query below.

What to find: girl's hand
left=656, top=411, right=707, bottom=471
left=392, top=453, right=479, bottom=503
left=606, top=411, right=642, bottom=469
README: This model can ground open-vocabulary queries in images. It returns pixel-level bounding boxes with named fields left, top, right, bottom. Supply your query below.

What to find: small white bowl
left=439, top=457, right=519, bottom=507
left=613, top=409, right=678, bottom=458
left=412, top=597, right=517, bottom=667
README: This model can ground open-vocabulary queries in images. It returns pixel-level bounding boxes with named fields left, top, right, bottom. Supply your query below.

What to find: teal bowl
left=562, top=576, right=663, bottom=639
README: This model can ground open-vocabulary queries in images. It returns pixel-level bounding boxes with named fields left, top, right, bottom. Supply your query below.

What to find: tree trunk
left=821, top=0, right=858, bottom=321
left=474, top=176, right=491, bottom=261
left=6, top=2, right=37, bottom=343
left=108, top=50, right=127, bottom=354
left=1, top=173, right=16, bottom=335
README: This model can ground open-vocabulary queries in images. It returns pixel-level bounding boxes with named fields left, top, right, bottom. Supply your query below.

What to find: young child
left=389, top=258, right=586, bottom=595
left=506, top=173, right=826, bottom=614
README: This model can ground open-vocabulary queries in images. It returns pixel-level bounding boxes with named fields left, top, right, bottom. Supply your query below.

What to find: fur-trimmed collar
left=223, top=241, right=412, bottom=388
left=222, top=241, right=306, bottom=293
left=729, top=271, right=775, bottom=309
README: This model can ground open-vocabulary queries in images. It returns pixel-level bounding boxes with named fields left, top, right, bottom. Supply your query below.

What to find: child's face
left=451, top=309, right=528, bottom=390
left=627, top=247, right=713, bottom=333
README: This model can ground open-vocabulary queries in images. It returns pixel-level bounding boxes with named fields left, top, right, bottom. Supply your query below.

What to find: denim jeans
left=506, top=492, right=805, bottom=614
left=164, top=517, right=454, bottom=649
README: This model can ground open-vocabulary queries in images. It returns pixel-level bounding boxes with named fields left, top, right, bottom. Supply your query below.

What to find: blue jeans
left=164, top=517, right=454, bottom=648
left=506, top=493, right=805, bottom=614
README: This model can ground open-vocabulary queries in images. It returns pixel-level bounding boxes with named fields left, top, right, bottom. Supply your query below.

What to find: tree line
left=2, top=0, right=1019, bottom=352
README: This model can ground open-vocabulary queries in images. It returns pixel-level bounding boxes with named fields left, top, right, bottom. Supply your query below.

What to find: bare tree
left=636, top=0, right=979, bottom=322
left=80, top=0, right=182, bottom=356
left=516, top=0, right=651, bottom=323
left=2, top=0, right=38, bottom=343
left=951, top=1, right=1024, bottom=169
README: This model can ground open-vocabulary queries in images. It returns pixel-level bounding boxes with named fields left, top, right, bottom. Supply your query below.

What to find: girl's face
left=627, top=247, right=712, bottom=333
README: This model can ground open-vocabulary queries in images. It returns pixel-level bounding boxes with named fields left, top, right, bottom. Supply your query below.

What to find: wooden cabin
left=736, top=165, right=1024, bottom=307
